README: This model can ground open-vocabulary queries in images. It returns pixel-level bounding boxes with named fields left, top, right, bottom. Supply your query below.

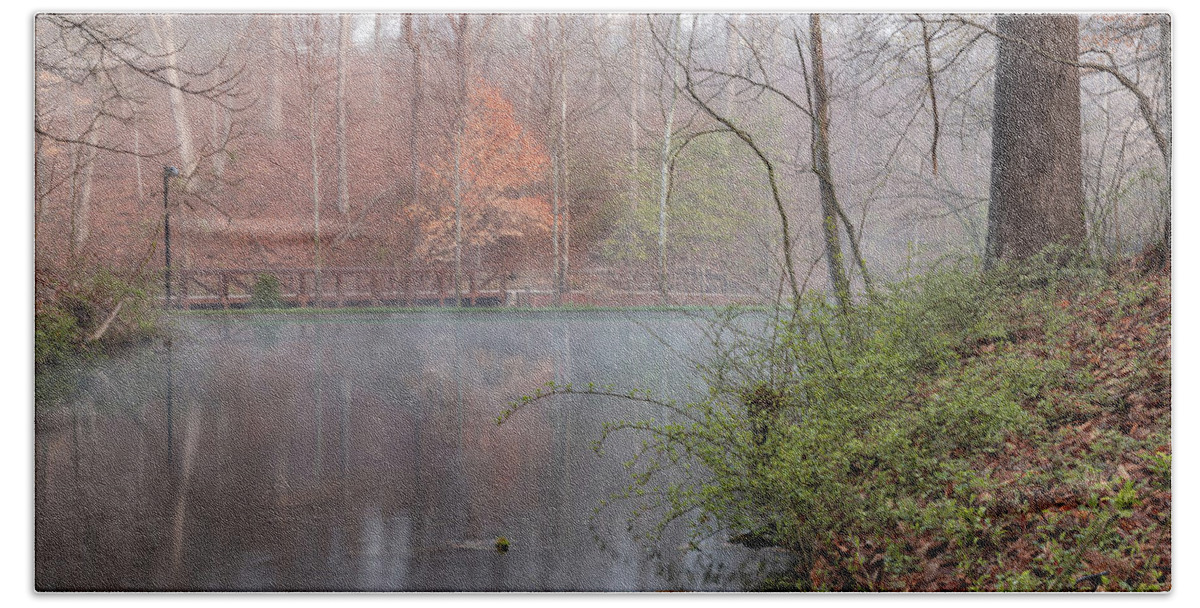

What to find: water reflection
left=36, top=312, right=793, bottom=591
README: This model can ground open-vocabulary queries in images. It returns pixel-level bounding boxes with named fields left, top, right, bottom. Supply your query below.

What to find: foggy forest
left=35, top=13, right=1171, bottom=592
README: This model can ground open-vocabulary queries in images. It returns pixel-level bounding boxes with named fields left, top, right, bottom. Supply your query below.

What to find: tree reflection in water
left=35, top=312, right=795, bottom=591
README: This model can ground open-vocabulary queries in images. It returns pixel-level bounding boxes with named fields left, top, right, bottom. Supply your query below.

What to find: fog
left=34, top=12, right=1170, bottom=591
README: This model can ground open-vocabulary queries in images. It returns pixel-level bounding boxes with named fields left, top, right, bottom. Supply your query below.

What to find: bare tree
left=69, top=100, right=101, bottom=254
left=336, top=14, right=351, bottom=215
left=267, top=14, right=285, bottom=132
left=628, top=16, right=644, bottom=244
left=651, top=15, right=880, bottom=311
left=556, top=15, right=573, bottom=302
left=529, top=15, right=567, bottom=304
left=288, top=15, right=331, bottom=304
left=654, top=16, right=681, bottom=303
left=449, top=14, right=471, bottom=307
left=34, top=14, right=244, bottom=268
left=404, top=15, right=425, bottom=267
left=373, top=14, right=386, bottom=103
left=654, top=17, right=803, bottom=306
left=808, top=14, right=853, bottom=315
left=149, top=15, right=199, bottom=181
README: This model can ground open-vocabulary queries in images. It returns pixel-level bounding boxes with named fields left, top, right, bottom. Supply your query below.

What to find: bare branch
left=917, top=14, right=941, bottom=176
left=649, top=17, right=802, bottom=307
left=944, top=14, right=1169, bottom=170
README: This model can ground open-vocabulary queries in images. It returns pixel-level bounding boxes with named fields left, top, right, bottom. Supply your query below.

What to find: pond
left=35, top=311, right=794, bottom=591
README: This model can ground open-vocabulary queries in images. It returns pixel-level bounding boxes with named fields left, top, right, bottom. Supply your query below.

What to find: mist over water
left=35, top=311, right=793, bottom=591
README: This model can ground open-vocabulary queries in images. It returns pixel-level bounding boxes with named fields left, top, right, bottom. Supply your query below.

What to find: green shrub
left=501, top=258, right=1167, bottom=591
left=35, top=267, right=160, bottom=369
left=34, top=306, right=78, bottom=369
left=249, top=273, right=284, bottom=309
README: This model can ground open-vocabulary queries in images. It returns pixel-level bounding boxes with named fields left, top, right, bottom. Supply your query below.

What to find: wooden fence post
left=298, top=272, right=308, bottom=308
left=180, top=269, right=190, bottom=310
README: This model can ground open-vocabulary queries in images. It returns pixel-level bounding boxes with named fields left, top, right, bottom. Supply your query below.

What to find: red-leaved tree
left=414, top=81, right=551, bottom=274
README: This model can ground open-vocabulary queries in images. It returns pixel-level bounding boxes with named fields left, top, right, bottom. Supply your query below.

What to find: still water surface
left=36, top=311, right=792, bottom=591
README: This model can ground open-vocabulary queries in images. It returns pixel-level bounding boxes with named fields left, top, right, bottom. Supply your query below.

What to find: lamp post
left=163, top=166, right=179, bottom=308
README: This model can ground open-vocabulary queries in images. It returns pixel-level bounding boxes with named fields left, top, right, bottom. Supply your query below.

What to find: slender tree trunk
left=209, top=103, right=228, bottom=178
left=67, top=140, right=78, bottom=259
left=336, top=14, right=350, bottom=215
left=558, top=18, right=571, bottom=301
left=373, top=14, right=384, bottom=104
left=134, top=128, right=144, bottom=201
left=628, top=17, right=643, bottom=244
left=919, top=15, right=941, bottom=176
left=656, top=83, right=677, bottom=303
left=546, top=17, right=562, bottom=306
left=1159, top=15, right=1171, bottom=251
left=451, top=15, right=470, bottom=307
left=268, top=15, right=284, bottom=133
left=309, top=84, right=323, bottom=307
left=551, top=120, right=561, bottom=305
left=656, top=16, right=679, bottom=303
left=453, top=132, right=464, bottom=307
left=809, top=14, right=852, bottom=316
left=34, top=134, right=47, bottom=243
left=984, top=14, right=1085, bottom=268
left=72, top=129, right=99, bottom=254
left=404, top=15, right=424, bottom=267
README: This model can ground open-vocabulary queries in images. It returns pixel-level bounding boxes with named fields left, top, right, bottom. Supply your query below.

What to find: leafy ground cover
left=764, top=259, right=1169, bottom=591
left=505, top=255, right=1171, bottom=592
left=854, top=260, right=1171, bottom=591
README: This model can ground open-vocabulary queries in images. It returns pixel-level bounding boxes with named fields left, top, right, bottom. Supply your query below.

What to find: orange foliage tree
left=414, top=81, right=550, bottom=267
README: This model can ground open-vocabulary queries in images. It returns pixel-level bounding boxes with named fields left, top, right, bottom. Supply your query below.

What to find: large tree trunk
left=985, top=14, right=1086, bottom=268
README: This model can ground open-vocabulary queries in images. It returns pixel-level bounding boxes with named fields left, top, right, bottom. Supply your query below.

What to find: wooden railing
left=577, top=264, right=760, bottom=295
left=169, top=265, right=766, bottom=309
left=173, top=266, right=509, bottom=309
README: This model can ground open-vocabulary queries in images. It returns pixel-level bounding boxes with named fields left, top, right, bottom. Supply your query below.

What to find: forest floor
left=823, top=259, right=1172, bottom=591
